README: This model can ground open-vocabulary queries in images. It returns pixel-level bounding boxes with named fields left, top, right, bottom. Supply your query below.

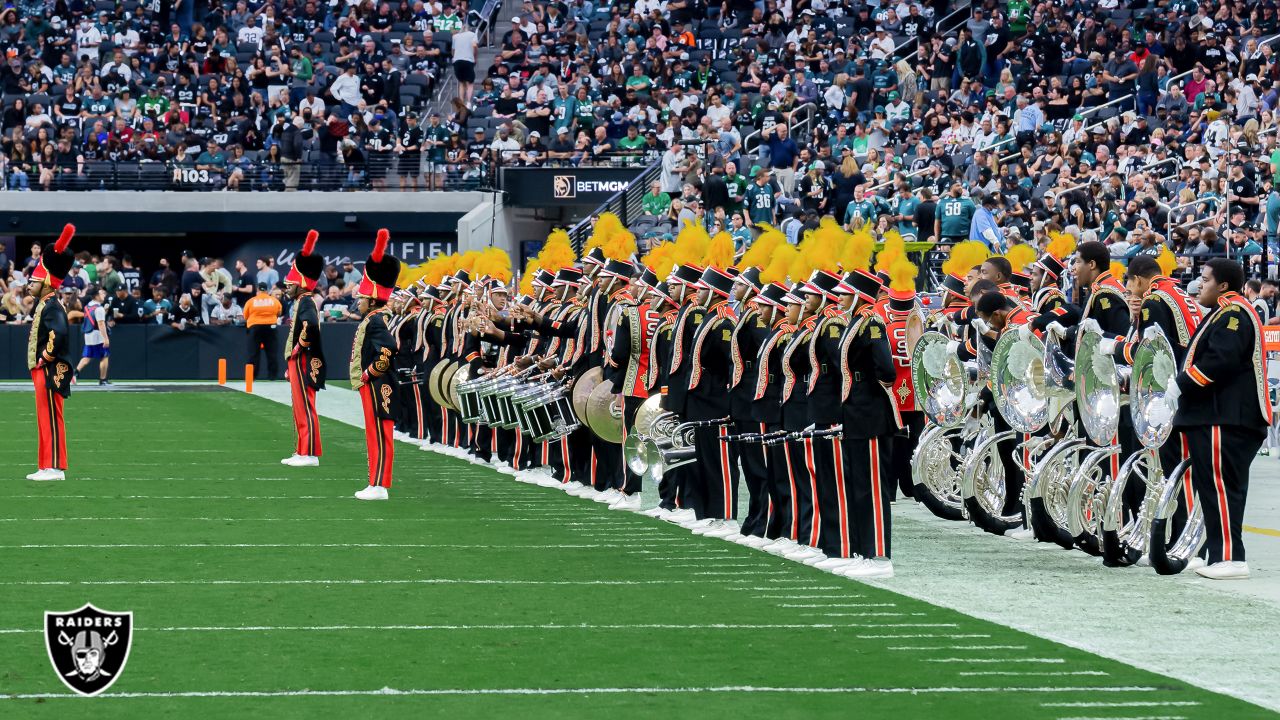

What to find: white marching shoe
left=683, top=518, right=716, bottom=532
left=534, top=474, right=563, bottom=488
left=563, top=482, right=590, bottom=496
left=762, top=538, right=798, bottom=555
left=783, top=544, right=823, bottom=561
left=1195, top=560, right=1249, bottom=580
left=703, top=521, right=743, bottom=539
left=814, top=555, right=862, bottom=572
left=839, top=558, right=894, bottom=579
left=354, top=485, right=389, bottom=501
left=1185, top=557, right=1207, bottom=572
left=609, top=493, right=642, bottom=511
left=735, top=534, right=771, bottom=549
left=281, top=455, right=319, bottom=467
left=26, top=468, right=65, bottom=481
left=691, top=519, right=730, bottom=535
left=595, top=488, right=623, bottom=504
left=640, top=506, right=666, bottom=518
left=1006, top=527, right=1035, bottom=541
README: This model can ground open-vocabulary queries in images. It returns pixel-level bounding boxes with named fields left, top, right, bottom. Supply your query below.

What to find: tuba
left=909, top=331, right=983, bottom=522
left=622, top=404, right=720, bottom=485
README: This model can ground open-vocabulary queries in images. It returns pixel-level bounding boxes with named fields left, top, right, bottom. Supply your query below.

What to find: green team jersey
left=426, top=125, right=451, bottom=161
left=744, top=182, right=776, bottom=224
left=574, top=98, right=596, bottom=127
left=617, top=135, right=645, bottom=151
left=671, top=70, right=693, bottom=90
left=891, top=195, right=919, bottom=237
left=844, top=198, right=880, bottom=227
left=552, top=96, right=578, bottom=131
left=725, top=174, right=749, bottom=213
left=1006, top=0, right=1031, bottom=33
left=436, top=12, right=463, bottom=32
left=935, top=196, right=976, bottom=237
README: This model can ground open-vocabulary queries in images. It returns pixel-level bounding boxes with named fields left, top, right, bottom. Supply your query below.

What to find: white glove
left=1080, top=318, right=1102, bottom=335
left=1165, top=376, right=1181, bottom=406
left=1098, top=337, right=1118, bottom=356
left=1143, top=325, right=1164, bottom=342
left=972, top=317, right=992, bottom=335
left=1017, top=324, right=1034, bottom=342
left=1046, top=321, right=1067, bottom=339
left=946, top=339, right=960, bottom=356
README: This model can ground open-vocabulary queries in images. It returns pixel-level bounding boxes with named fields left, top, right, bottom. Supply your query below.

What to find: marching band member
left=777, top=280, right=822, bottom=560
left=880, top=262, right=924, bottom=502
left=589, top=258, right=635, bottom=502
left=643, top=268, right=689, bottom=519
left=662, top=262, right=709, bottom=525
left=836, top=261, right=901, bottom=578
left=606, top=266, right=664, bottom=511
left=748, top=282, right=796, bottom=547
left=351, top=229, right=401, bottom=500
left=416, top=283, right=448, bottom=452
left=1168, top=258, right=1271, bottom=580
left=281, top=230, right=326, bottom=467
left=979, top=289, right=1041, bottom=530
left=1029, top=230, right=1074, bottom=317
left=727, top=266, right=772, bottom=545
left=25, top=224, right=76, bottom=482
left=391, top=289, right=425, bottom=444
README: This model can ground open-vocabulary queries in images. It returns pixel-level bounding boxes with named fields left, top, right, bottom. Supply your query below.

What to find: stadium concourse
left=0, top=380, right=1273, bottom=718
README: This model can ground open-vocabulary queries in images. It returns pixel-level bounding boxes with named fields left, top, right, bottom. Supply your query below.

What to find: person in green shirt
left=724, top=161, right=749, bottom=215
left=572, top=86, right=596, bottom=131
left=934, top=183, right=977, bottom=241
left=551, top=85, right=578, bottom=134
left=436, top=8, right=463, bottom=32
left=424, top=113, right=451, bottom=190
left=139, top=86, right=170, bottom=119
left=1006, top=0, right=1030, bottom=34
left=617, top=125, right=645, bottom=153
left=641, top=180, right=671, bottom=217
left=843, top=186, right=881, bottom=229
left=729, top=212, right=753, bottom=250
left=625, top=64, right=653, bottom=96
left=889, top=185, right=920, bottom=239
left=289, top=47, right=314, bottom=83
left=744, top=167, right=778, bottom=227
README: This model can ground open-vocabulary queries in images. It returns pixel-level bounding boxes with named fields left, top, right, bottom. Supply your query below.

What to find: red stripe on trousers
left=1181, top=433, right=1195, bottom=512
left=289, top=357, right=321, bottom=456
left=833, top=434, right=849, bottom=558
left=31, top=368, right=66, bottom=470
left=871, top=437, right=885, bottom=557
left=803, top=438, right=820, bottom=547
left=781, top=441, right=799, bottom=541
left=719, top=424, right=732, bottom=519
left=1212, top=426, right=1230, bottom=561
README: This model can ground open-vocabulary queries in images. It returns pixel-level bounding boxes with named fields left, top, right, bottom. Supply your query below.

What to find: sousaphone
left=909, top=331, right=982, bottom=522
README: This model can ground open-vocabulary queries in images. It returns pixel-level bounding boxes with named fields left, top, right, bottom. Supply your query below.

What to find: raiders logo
left=44, top=603, right=133, bottom=696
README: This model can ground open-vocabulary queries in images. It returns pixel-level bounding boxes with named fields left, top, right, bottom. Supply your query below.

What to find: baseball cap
left=528, top=131, right=540, bottom=138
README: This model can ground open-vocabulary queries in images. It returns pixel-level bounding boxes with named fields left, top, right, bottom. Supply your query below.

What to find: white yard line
left=1055, top=716, right=1187, bottom=720
left=0, top=543, right=607, bottom=550
left=961, top=671, right=1109, bottom=677
left=928, top=658, right=1066, bottom=664
left=777, top=603, right=896, bottom=608
left=0, top=685, right=1165, bottom=701
left=888, top=645, right=1028, bottom=651
left=1043, top=702, right=1202, bottom=708
left=0, top=622, right=960, bottom=635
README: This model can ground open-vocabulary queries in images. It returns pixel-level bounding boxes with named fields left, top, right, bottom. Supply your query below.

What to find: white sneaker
left=683, top=518, right=716, bottom=532
left=762, top=538, right=797, bottom=555
left=280, top=454, right=301, bottom=465
left=595, top=488, right=622, bottom=504
left=703, top=521, right=743, bottom=539
left=1006, top=527, right=1035, bottom=540
left=283, top=455, right=319, bottom=467
left=564, top=483, right=592, bottom=497
left=534, top=475, right=563, bottom=488
left=691, top=519, right=729, bottom=535
left=513, top=471, right=539, bottom=484
left=1195, top=560, right=1250, bottom=580
left=736, top=534, right=770, bottom=549
left=840, top=558, right=894, bottom=579
left=640, top=506, right=666, bottom=518
left=609, top=493, right=642, bottom=511
left=1185, top=556, right=1207, bottom=571
left=669, top=508, right=698, bottom=523
left=354, top=485, right=389, bottom=501
left=28, top=468, right=65, bottom=481
left=784, top=545, right=823, bottom=561
left=814, top=555, right=861, bottom=572
left=1136, top=554, right=1151, bottom=567
left=495, top=465, right=517, bottom=476
left=393, top=431, right=411, bottom=442
left=801, top=552, right=831, bottom=567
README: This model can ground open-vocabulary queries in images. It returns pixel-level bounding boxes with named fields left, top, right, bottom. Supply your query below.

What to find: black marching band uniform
left=351, top=229, right=401, bottom=500
left=282, top=230, right=326, bottom=466
left=25, top=224, right=76, bottom=481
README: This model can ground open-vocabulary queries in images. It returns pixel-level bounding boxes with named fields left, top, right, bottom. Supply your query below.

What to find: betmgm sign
left=503, top=167, right=644, bottom=207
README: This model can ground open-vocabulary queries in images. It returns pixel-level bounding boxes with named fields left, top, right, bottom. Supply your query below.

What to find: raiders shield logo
left=44, top=603, right=133, bottom=696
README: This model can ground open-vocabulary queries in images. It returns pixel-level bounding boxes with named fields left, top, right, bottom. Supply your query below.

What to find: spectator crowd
left=0, top=243, right=375, bottom=327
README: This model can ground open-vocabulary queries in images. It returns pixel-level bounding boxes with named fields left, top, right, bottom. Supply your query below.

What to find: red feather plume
left=302, top=230, right=319, bottom=257
left=55, top=224, right=75, bottom=252
left=372, top=228, right=390, bottom=262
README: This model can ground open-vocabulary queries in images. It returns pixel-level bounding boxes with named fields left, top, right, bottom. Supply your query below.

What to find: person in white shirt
left=75, top=18, right=103, bottom=54
left=99, top=50, right=133, bottom=82
left=868, top=28, right=895, bottom=60
left=237, top=16, right=265, bottom=49
left=329, top=64, right=362, bottom=118
left=209, top=293, right=245, bottom=326
left=75, top=286, right=110, bottom=384
left=112, top=25, right=141, bottom=56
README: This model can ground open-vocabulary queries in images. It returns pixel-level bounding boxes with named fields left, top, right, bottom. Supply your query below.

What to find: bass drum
left=447, top=365, right=473, bottom=413
left=571, top=366, right=604, bottom=422
left=584, top=380, right=624, bottom=443
left=430, top=360, right=458, bottom=409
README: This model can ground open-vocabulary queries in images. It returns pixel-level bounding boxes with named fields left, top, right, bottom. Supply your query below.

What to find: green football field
left=0, top=389, right=1274, bottom=718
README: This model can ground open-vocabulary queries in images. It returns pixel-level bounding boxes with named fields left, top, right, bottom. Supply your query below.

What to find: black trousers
left=247, top=325, right=279, bottom=380
left=1158, top=430, right=1194, bottom=538
left=736, top=419, right=771, bottom=538
left=495, top=426, right=515, bottom=465
left=1184, top=424, right=1265, bottom=564
left=589, top=435, right=623, bottom=492
left=621, top=396, right=646, bottom=495
left=890, top=411, right=925, bottom=500
left=785, top=437, right=819, bottom=546
left=566, top=425, right=593, bottom=485
left=989, top=393, right=1026, bottom=516
left=762, top=429, right=791, bottom=539
left=473, top=423, right=492, bottom=462
left=843, top=433, right=894, bottom=560
left=659, top=465, right=683, bottom=511
left=812, top=425, right=854, bottom=558
left=692, top=422, right=736, bottom=520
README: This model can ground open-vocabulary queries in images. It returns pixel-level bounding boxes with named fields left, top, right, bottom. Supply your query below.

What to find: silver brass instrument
left=909, top=331, right=984, bottom=521
left=623, top=395, right=728, bottom=484
left=1022, top=326, right=1083, bottom=548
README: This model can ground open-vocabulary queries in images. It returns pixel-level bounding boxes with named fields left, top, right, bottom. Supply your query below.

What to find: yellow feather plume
left=473, top=247, right=513, bottom=283
left=643, top=241, right=679, bottom=281
left=674, top=220, right=711, bottom=267
left=457, top=250, right=483, bottom=275
left=1156, top=246, right=1177, bottom=277
left=519, top=259, right=540, bottom=295
left=875, top=230, right=906, bottom=273
left=398, top=263, right=429, bottom=287
left=761, top=243, right=799, bottom=285
left=704, top=231, right=737, bottom=270
left=1110, top=260, right=1127, bottom=283
left=537, top=229, right=577, bottom=274
left=842, top=224, right=875, bottom=272
left=739, top=224, right=783, bottom=269
left=602, top=225, right=638, bottom=262
left=806, top=217, right=846, bottom=274
left=1004, top=243, right=1038, bottom=274
left=585, top=212, right=624, bottom=254
left=940, top=241, right=989, bottom=277
left=889, top=258, right=918, bottom=293
left=1045, top=230, right=1077, bottom=261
